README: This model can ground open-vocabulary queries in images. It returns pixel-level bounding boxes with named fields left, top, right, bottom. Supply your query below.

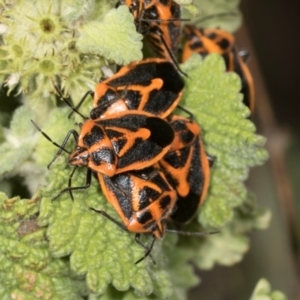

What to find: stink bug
left=94, top=166, right=177, bottom=238
left=159, top=114, right=211, bottom=224
left=117, top=0, right=183, bottom=73
left=71, top=111, right=174, bottom=176
left=182, top=24, right=255, bottom=111
left=90, top=58, right=185, bottom=119
left=33, top=110, right=174, bottom=178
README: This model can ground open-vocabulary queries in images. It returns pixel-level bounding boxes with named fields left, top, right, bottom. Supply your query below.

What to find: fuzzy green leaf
left=0, top=106, right=36, bottom=178
left=77, top=6, right=143, bottom=65
left=181, top=54, right=268, bottom=228
left=249, top=279, right=287, bottom=300
left=194, top=229, right=249, bottom=269
left=183, top=0, right=242, bottom=32
left=0, top=192, right=86, bottom=299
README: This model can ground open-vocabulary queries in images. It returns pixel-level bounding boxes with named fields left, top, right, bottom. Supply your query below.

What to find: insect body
left=182, top=25, right=255, bottom=111
left=159, top=115, right=211, bottom=224
left=96, top=166, right=177, bottom=239
left=69, top=111, right=175, bottom=176
left=117, top=0, right=182, bottom=70
left=91, top=58, right=184, bottom=119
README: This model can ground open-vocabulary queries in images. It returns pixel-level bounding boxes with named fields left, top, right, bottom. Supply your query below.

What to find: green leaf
left=183, top=0, right=242, bottom=33
left=194, top=229, right=249, bottom=269
left=233, top=193, right=272, bottom=232
left=77, top=6, right=143, bottom=65
left=249, top=279, right=287, bottom=300
left=181, top=54, right=268, bottom=228
left=0, top=106, right=36, bottom=178
left=0, top=192, right=87, bottom=299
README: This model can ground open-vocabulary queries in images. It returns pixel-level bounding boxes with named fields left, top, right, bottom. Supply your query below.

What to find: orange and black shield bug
left=117, top=0, right=183, bottom=72
left=69, top=110, right=175, bottom=176
left=182, top=24, right=255, bottom=111
left=143, top=0, right=181, bottom=64
left=95, top=166, right=177, bottom=238
left=91, top=58, right=184, bottom=119
left=91, top=165, right=177, bottom=263
left=33, top=110, right=174, bottom=178
left=158, top=115, right=211, bottom=224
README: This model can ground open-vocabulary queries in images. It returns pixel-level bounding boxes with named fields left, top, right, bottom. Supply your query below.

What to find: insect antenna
left=31, top=120, right=70, bottom=156
left=166, top=228, right=220, bottom=236
left=53, top=85, right=89, bottom=120
left=194, top=11, right=240, bottom=27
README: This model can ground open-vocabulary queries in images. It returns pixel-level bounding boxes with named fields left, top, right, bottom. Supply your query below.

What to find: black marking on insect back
left=99, top=114, right=147, bottom=131
left=206, top=31, right=218, bottom=40
left=117, top=139, right=163, bottom=169
left=96, top=88, right=118, bottom=107
left=187, top=137, right=204, bottom=195
left=190, top=40, right=203, bottom=51
left=158, top=0, right=169, bottom=6
left=170, top=1, right=180, bottom=18
left=172, top=120, right=195, bottom=145
left=103, top=175, right=133, bottom=219
left=111, top=138, right=127, bottom=155
left=138, top=211, right=153, bottom=224
left=155, top=62, right=184, bottom=94
left=92, top=148, right=115, bottom=166
left=139, top=186, right=160, bottom=210
left=170, top=137, right=204, bottom=223
left=83, top=126, right=105, bottom=147
left=143, top=88, right=176, bottom=116
left=180, top=130, right=195, bottom=146
left=218, top=38, right=231, bottom=51
left=170, top=191, right=199, bottom=224
left=159, top=195, right=171, bottom=210
left=125, top=90, right=142, bottom=110
left=145, top=117, right=174, bottom=148
left=163, top=146, right=191, bottom=168
left=108, top=63, right=157, bottom=87
left=151, top=172, right=171, bottom=191
left=164, top=172, right=179, bottom=192
left=105, top=129, right=124, bottom=139
left=144, top=5, right=159, bottom=20
left=172, top=119, right=187, bottom=132
left=113, top=172, right=132, bottom=193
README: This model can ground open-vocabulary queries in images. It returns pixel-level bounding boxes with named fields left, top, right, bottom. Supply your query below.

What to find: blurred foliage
left=182, top=0, right=242, bottom=32
left=250, top=279, right=287, bottom=300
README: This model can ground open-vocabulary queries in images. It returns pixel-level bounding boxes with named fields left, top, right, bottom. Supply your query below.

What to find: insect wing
left=182, top=25, right=254, bottom=110
left=98, top=111, right=175, bottom=174
left=182, top=25, right=235, bottom=62
left=144, top=0, right=181, bottom=61
left=159, top=116, right=211, bottom=224
left=93, top=59, right=184, bottom=118
left=97, top=166, right=177, bottom=238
